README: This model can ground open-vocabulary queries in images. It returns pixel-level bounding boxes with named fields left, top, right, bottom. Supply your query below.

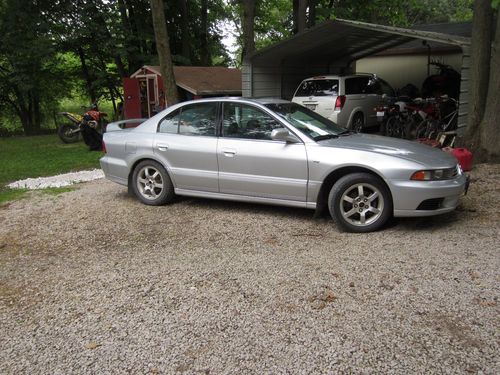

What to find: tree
left=150, top=0, right=179, bottom=105
left=240, top=0, right=257, bottom=60
left=464, top=1, right=499, bottom=161
left=0, top=0, right=69, bottom=135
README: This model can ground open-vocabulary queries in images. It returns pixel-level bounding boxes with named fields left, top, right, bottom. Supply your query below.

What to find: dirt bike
left=58, top=104, right=108, bottom=150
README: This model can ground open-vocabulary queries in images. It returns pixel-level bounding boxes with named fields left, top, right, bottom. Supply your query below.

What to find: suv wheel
left=351, top=113, right=364, bottom=133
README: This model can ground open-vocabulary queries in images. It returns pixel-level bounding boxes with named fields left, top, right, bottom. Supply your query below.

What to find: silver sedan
left=100, top=98, right=467, bottom=232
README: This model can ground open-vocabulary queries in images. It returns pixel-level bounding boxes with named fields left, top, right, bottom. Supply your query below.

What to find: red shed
left=123, top=65, right=242, bottom=119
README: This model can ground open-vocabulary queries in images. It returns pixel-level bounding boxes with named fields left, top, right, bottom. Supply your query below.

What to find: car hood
left=319, top=133, right=457, bottom=168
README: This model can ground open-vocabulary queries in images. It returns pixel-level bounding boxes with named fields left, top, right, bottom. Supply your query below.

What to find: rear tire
left=58, top=123, right=80, bottom=143
left=132, top=160, right=175, bottom=206
left=328, top=173, right=392, bottom=233
left=385, top=117, right=398, bottom=137
left=350, top=113, right=364, bottom=133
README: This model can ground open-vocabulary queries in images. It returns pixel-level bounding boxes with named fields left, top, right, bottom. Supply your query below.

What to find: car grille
left=417, top=198, right=444, bottom=210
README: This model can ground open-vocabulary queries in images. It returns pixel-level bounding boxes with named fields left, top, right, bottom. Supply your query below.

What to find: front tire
left=328, top=173, right=392, bottom=233
left=132, top=160, right=175, bottom=206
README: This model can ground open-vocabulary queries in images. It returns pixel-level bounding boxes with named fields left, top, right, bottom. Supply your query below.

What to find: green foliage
left=0, top=0, right=73, bottom=134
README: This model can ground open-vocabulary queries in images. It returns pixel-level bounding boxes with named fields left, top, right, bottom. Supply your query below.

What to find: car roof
left=302, top=73, right=375, bottom=80
left=183, top=96, right=291, bottom=105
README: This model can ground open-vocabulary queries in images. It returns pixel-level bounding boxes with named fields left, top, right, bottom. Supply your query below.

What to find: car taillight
left=102, top=140, right=106, bottom=153
left=335, top=95, right=346, bottom=110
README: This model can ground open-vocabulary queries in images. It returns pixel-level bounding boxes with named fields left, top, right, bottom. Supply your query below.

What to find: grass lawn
left=0, top=134, right=102, bottom=204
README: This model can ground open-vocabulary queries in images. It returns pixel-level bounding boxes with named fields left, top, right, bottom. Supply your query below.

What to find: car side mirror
left=271, top=128, right=299, bottom=143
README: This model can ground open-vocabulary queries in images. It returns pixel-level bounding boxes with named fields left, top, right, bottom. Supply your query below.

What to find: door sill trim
left=175, top=189, right=316, bottom=209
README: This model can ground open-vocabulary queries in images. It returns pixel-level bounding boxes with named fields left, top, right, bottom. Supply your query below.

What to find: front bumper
left=389, top=173, right=468, bottom=217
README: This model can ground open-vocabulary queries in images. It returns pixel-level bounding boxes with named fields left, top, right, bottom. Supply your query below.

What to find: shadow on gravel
left=175, top=195, right=314, bottom=220
left=394, top=210, right=461, bottom=231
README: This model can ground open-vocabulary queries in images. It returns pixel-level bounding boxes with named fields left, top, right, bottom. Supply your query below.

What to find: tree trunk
left=77, top=47, right=97, bottom=103
left=150, top=0, right=179, bottom=106
left=241, top=0, right=256, bottom=61
left=126, top=0, right=147, bottom=68
left=293, top=0, right=299, bottom=34
left=117, top=0, right=135, bottom=74
left=178, top=0, right=190, bottom=61
left=200, top=0, right=210, bottom=65
left=297, top=0, right=307, bottom=32
left=308, top=0, right=318, bottom=28
left=465, top=0, right=493, bottom=140
left=478, top=13, right=500, bottom=161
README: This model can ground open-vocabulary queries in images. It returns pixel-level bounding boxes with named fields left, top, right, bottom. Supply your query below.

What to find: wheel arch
left=314, top=166, right=393, bottom=217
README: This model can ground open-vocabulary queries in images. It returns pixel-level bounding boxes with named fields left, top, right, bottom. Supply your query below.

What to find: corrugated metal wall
left=457, top=46, right=470, bottom=134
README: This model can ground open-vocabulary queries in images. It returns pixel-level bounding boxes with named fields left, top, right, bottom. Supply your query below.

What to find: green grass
left=0, top=188, right=29, bottom=206
left=41, top=186, right=76, bottom=196
left=0, top=134, right=102, bottom=204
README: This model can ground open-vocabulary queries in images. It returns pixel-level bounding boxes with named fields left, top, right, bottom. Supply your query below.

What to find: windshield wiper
left=337, top=129, right=354, bottom=136
left=313, top=134, right=339, bottom=141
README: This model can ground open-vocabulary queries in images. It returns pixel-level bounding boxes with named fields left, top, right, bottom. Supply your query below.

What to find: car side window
left=178, top=103, right=217, bottom=136
left=222, top=103, right=284, bottom=140
left=379, top=79, right=395, bottom=96
left=345, top=77, right=370, bottom=95
left=366, top=77, right=382, bottom=95
left=158, top=108, right=181, bottom=133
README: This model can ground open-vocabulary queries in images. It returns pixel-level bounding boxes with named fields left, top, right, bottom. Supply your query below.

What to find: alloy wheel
left=340, top=183, right=384, bottom=227
left=136, top=166, right=164, bottom=200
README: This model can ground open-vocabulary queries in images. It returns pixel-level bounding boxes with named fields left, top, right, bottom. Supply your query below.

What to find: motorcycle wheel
left=58, top=123, right=80, bottom=144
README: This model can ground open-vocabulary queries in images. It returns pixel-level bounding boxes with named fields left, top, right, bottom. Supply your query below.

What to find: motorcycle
left=58, top=103, right=108, bottom=150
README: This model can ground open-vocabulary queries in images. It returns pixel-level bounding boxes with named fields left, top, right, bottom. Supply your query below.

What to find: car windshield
left=265, top=103, right=346, bottom=140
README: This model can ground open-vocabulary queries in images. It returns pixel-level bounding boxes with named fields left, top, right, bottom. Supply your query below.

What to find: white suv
left=292, top=74, right=395, bottom=132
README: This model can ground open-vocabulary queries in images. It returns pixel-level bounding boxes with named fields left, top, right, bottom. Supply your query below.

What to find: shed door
left=123, top=78, right=141, bottom=119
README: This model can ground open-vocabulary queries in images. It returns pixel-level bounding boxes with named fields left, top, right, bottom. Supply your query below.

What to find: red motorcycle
left=58, top=103, right=108, bottom=150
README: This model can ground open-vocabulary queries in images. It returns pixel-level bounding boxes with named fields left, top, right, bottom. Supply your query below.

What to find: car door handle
left=157, top=143, right=169, bottom=151
left=222, top=148, right=236, bottom=157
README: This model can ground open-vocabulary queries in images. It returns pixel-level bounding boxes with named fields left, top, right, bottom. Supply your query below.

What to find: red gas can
left=443, top=147, right=473, bottom=171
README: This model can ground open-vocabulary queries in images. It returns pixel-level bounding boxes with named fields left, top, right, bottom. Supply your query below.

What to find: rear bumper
left=100, top=156, right=128, bottom=186
left=389, top=173, right=467, bottom=217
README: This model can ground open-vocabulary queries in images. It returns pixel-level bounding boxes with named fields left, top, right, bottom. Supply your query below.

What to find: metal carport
left=242, top=19, right=471, bottom=131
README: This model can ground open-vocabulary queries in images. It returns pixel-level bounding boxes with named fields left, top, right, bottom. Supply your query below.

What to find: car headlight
left=410, top=165, right=460, bottom=181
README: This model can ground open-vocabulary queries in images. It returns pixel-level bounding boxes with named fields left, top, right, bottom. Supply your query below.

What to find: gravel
left=7, top=169, right=104, bottom=190
left=0, top=163, right=498, bottom=374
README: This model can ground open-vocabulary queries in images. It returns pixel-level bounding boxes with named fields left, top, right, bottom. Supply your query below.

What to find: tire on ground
left=132, top=160, right=175, bottom=206
left=328, top=172, right=393, bottom=233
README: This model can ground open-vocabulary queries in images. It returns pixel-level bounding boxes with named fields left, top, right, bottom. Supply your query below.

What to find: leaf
left=84, top=341, right=101, bottom=350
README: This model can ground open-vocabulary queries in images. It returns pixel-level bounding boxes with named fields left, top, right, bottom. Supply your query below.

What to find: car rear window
left=345, top=77, right=370, bottom=95
left=295, top=79, right=339, bottom=97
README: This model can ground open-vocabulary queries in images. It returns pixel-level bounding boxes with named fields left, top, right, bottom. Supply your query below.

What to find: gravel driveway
left=0, top=164, right=498, bottom=374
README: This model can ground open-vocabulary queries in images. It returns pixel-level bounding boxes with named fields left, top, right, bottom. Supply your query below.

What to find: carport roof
left=247, top=19, right=471, bottom=65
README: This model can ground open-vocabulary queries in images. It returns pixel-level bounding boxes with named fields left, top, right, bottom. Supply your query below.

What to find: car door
left=217, top=102, right=308, bottom=202
left=154, top=102, right=219, bottom=192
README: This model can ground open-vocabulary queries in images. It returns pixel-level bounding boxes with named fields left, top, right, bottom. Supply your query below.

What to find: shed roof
left=247, top=19, right=471, bottom=65
left=131, top=65, right=242, bottom=96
